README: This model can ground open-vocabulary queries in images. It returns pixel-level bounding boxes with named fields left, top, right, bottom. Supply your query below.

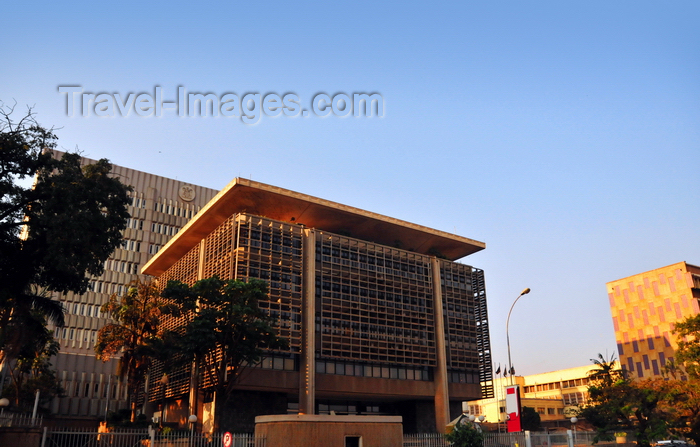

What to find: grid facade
left=202, top=215, right=236, bottom=280
left=148, top=243, right=204, bottom=402
left=440, top=261, right=493, bottom=395
left=233, top=214, right=304, bottom=353
left=316, top=233, right=436, bottom=366
left=160, top=243, right=201, bottom=289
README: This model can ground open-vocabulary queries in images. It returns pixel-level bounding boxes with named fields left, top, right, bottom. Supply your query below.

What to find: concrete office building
left=466, top=364, right=614, bottom=425
left=141, top=178, right=493, bottom=433
left=44, top=151, right=218, bottom=417
left=607, top=261, right=700, bottom=379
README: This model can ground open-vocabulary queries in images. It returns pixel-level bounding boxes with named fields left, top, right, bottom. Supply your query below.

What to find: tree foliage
left=2, top=312, right=64, bottom=410
left=95, top=280, right=164, bottom=421
left=673, top=314, right=700, bottom=379
left=657, top=378, right=700, bottom=445
left=662, top=314, right=700, bottom=444
left=0, top=102, right=131, bottom=370
left=160, top=276, right=288, bottom=428
left=579, top=354, right=668, bottom=447
left=521, top=406, right=541, bottom=431
left=445, top=420, right=484, bottom=447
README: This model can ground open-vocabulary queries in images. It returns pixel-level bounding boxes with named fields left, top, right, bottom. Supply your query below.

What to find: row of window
left=447, top=370, right=479, bottom=384
left=88, top=281, right=126, bottom=296
left=153, top=197, right=198, bottom=218
left=104, top=259, right=139, bottom=275
left=522, top=377, right=590, bottom=393
left=465, top=404, right=483, bottom=416
left=562, top=391, right=587, bottom=405
left=536, top=407, right=565, bottom=415
left=253, top=355, right=298, bottom=371
left=316, top=402, right=382, bottom=415
left=128, top=195, right=147, bottom=209
left=151, top=222, right=179, bottom=236
left=68, top=302, right=102, bottom=318
left=59, top=327, right=98, bottom=344
left=121, top=239, right=141, bottom=252
left=125, top=217, right=144, bottom=230
left=62, top=377, right=125, bottom=400
left=315, top=360, right=432, bottom=381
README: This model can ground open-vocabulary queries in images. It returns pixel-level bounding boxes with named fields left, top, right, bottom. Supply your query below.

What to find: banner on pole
left=505, top=385, right=522, bottom=432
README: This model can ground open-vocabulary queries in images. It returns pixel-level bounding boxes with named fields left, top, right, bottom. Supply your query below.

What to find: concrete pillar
left=188, top=239, right=207, bottom=424
left=431, top=257, right=450, bottom=431
left=299, top=229, right=317, bottom=414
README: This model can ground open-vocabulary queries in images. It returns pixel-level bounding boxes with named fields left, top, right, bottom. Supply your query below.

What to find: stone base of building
left=255, top=414, right=403, bottom=447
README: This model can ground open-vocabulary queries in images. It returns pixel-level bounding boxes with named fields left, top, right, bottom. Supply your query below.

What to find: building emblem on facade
left=179, top=184, right=196, bottom=202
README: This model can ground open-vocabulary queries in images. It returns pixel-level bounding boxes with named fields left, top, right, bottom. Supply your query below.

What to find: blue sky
left=4, top=1, right=699, bottom=376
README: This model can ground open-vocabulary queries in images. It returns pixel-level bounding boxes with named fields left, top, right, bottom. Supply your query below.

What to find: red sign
left=223, top=432, right=232, bottom=447
left=506, top=385, right=522, bottom=432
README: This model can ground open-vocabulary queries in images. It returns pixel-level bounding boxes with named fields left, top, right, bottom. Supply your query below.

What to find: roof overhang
left=142, top=178, right=485, bottom=276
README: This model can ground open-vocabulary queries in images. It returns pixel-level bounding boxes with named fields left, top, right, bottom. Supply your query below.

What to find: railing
left=405, top=430, right=598, bottom=447
left=403, top=433, right=451, bottom=447
left=42, top=428, right=265, bottom=447
left=42, top=427, right=599, bottom=447
left=44, top=427, right=152, bottom=447
left=484, top=431, right=527, bottom=447
left=0, top=412, right=43, bottom=427
left=156, top=431, right=263, bottom=447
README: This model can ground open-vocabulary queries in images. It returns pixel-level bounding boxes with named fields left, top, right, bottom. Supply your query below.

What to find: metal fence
left=483, top=431, right=527, bottom=447
left=43, top=427, right=152, bottom=447
left=0, top=412, right=43, bottom=427
left=403, top=433, right=451, bottom=447
left=42, top=428, right=264, bottom=447
left=403, top=430, right=597, bottom=447
left=41, top=427, right=598, bottom=447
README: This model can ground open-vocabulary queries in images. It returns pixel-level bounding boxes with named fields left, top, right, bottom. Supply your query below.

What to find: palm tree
left=588, top=353, right=625, bottom=387
left=95, top=280, right=163, bottom=421
left=0, top=284, right=65, bottom=370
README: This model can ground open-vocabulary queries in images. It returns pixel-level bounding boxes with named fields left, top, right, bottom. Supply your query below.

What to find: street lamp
left=188, top=414, right=198, bottom=446
left=506, top=288, right=531, bottom=385
left=570, top=416, right=578, bottom=446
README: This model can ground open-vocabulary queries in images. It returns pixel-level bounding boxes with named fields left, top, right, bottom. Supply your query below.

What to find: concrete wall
left=255, top=414, right=402, bottom=447
left=0, top=427, right=43, bottom=447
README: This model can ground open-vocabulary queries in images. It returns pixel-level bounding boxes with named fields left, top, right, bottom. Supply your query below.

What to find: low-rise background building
left=466, top=364, right=607, bottom=426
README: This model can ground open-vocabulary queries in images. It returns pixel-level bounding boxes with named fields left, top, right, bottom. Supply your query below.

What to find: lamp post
left=570, top=417, right=578, bottom=446
left=188, top=414, right=197, bottom=447
left=506, top=288, right=531, bottom=385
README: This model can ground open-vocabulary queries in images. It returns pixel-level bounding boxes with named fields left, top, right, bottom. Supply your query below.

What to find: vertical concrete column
left=189, top=239, right=207, bottom=420
left=197, top=239, right=206, bottom=282
left=431, top=257, right=450, bottom=431
left=299, top=229, right=317, bottom=414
